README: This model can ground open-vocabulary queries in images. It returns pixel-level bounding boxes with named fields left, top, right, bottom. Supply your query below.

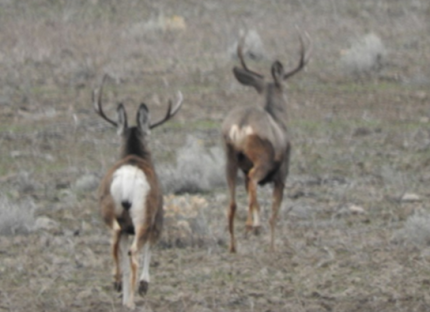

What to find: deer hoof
left=229, top=244, right=236, bottom=253
left=113, top=280, right=122, bottom=292
left=125, top=300, right=136, bottom=310
left=245, top=224, right=254, bottom=235
left=253, top=226, right=261, bottom=236
left=138, top=280, right=149, bottom=296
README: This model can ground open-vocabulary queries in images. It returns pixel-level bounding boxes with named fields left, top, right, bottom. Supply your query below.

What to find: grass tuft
left=0, top=196, right=35, bottom=235
left=158, top=136, right=225, bottom=194
left=340, top=33, right=386, bottom=77
left=229, top=29, right=266, bottom=61
left=394, top=211, right=430, bottom=246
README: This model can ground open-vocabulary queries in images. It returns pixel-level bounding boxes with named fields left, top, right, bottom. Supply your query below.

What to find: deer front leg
left=270, top=180, right=284, bottom=252
left=245, top=175, right=260, bottom=235
left=226, top=145, right=238, bottom=253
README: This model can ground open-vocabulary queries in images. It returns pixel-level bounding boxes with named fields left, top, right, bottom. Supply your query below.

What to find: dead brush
left=162, top=194, right=212, bottom=248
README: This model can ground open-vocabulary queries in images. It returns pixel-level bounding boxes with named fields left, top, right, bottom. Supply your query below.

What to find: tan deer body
left=99, top=155, right=163, bottom=244
left=223, top=31, right=311, bottom=253
left=93, top=76, right=183, bottom=309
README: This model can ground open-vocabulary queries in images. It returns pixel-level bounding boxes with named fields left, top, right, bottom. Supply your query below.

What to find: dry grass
left=1, top=1, right=430, bottom=311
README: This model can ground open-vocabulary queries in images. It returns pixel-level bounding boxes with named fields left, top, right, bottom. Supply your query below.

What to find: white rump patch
left=110, top=165, right=150, bottom=225
left=229, top=124, right=254, bottom=147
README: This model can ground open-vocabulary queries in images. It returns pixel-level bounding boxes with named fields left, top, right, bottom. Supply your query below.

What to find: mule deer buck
left=93, top=75, right=183, bottom=309
left=222, top=30, right=312, bottom=253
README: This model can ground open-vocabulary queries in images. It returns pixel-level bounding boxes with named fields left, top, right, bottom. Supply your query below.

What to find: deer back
left=222, top=105, right=288, bottom=160
left=93, top=75, right=182, bottom=241
left=223, top=30, right=312, bottom=160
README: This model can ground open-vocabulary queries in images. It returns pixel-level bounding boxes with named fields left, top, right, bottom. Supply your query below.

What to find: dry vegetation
left=1, top=0, right=430, bottom=311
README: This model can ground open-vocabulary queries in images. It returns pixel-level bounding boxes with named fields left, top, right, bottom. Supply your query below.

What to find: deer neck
left=264, top=88, right=288, bottom=130
left=120, top=128, right=151, bottom=160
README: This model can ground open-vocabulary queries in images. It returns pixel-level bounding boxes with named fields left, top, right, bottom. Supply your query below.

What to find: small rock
left=421, top=247, right=430, bottom=261
left=353, top=127, right=372, bottom=137
left=419, top=116, right=429, bottom=123
left=414, top=91, right=427, bottom=101
left=401, top=193, right=421, bottom=202
left=0, top=95, right=10, bottom=106
left=165, top=15, right=186, bottom=31
left=34, top=216, right=59, bottom=232
left=349, top=204, right=365, bottom=214
left=80, top=221, right=92, bottom=233
left=74, top=174, right=99, bottom=193
left=10, top=151, right=24, bottom=158
left=58, top=189, right=77, bottom=202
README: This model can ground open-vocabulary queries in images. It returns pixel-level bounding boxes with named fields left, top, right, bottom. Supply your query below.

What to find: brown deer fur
left=222, top=31, right=311, bottom=253
left=93, top=75, right=183, bottom=309
left=98, top=155, right=163, bottom=241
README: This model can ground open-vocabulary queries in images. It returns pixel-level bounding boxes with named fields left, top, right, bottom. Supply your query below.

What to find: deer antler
left=93, top=75, right=183, bottom=129
left=149, top=91, right=183, bottom=129
left=282, top=27, right=313, bottom=80
left=93, top=74, right=117, bottom=127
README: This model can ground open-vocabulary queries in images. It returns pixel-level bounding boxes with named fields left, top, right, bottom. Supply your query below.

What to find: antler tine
left=303, top=30, right=313, bottom=65
left=237, top=36, right=248, bottom=71
left=150, top=91, right=183, bottom=129
left=93, top=74, right=117, bottom=127
left=283, top=27, right=312, bottom=80
left=237, top=34, right=264, bottom=78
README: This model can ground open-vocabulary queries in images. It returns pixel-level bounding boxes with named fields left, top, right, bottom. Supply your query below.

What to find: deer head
left=92, top=75, right=183, bottom=158
left=233, top=29, right=312, bottom=112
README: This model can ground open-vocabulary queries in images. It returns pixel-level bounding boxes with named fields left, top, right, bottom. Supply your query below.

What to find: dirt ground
left=1, top=1, right=430, bottom=311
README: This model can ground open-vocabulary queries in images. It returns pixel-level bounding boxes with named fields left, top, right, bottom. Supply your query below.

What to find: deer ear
left=116, top=103, right=128, bottom=135
left=271, top=61, right=284, bottom=86
left=233, top=67, right=265, bottom=94
left=136, top=103, right=151, bottom=135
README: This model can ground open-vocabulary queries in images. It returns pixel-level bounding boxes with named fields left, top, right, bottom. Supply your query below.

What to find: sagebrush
left=158, top=136, right=225, bottom=194
left=0, top=196, right=35, bottom=235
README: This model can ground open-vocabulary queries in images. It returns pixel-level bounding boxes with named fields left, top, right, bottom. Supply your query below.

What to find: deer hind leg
left=246, top=162, right=276, bottom=235
left=138, top=242, right=151, bottom=296
left=119, top=234, right=131, bottom=306
left=111, top=220, right=122, bottom=292
left=245, top=174, right=260, bottom=234
left=226, top=144, right=238, bottom=253
left=125, top=225, right=147, bottom=309
left=270, top=180, right=284, bottom=252
left=270, top=145, right=290, bottom=252
left=244, top=137, right=275, bottom=235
